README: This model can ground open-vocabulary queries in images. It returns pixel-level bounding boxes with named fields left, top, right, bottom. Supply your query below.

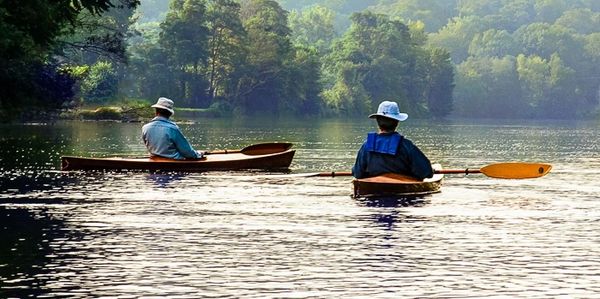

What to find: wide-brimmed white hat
left=151, top=97, right=175, bottom=115
left=368, top=101, right=408, bottom=122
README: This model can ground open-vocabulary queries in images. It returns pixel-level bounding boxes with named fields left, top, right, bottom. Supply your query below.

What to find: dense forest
left=1, top=0, right=598, bottom=120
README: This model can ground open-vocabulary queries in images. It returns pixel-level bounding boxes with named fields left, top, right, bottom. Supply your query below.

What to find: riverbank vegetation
left=1, top=0, right=598, bottom=121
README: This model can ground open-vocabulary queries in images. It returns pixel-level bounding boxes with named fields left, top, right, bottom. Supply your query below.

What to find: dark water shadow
left=0, top=171, right=79, bottom=196
left=146, top=172, right=185, bottom=188
left=0, top=208, right=69, bottom=298
left=355, top=195, right=432, bottom=231
left=355, top=195, right=431, bottom=208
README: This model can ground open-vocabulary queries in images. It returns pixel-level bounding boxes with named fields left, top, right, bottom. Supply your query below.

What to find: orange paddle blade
left=480, top=162, right=552, bottom=179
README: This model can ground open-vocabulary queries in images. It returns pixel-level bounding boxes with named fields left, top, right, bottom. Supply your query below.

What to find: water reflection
left=356, top=195, right=430, bottom=208
left=1, top=119, right=600, bottom=297
left=0, top=208, right=67, bottom=298
left=355, top=196, right=431, bottom=231
left=146, top=172, right=185, bottom=188
left=0, top=171, right=77, bottom=200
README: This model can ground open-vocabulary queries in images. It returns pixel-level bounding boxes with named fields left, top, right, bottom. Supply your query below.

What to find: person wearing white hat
left=142, top=97, right=204, bottom=160
left=352, top=101, right=433, bottom=179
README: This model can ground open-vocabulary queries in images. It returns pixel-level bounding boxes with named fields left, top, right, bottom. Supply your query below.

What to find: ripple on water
left=1, top=120, right=600, bottom=298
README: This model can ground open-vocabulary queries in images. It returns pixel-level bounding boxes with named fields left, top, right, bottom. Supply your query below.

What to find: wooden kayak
left=352, top=166, right=444, bottom=198
left=61, top=149, right=295, bottom=172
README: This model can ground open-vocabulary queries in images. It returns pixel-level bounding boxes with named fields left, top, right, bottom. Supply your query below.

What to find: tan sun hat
left=151, top=97, right=175, bottom=115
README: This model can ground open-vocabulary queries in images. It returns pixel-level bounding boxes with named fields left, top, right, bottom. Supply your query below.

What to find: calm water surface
left=1, top=117, right=599, bottom=298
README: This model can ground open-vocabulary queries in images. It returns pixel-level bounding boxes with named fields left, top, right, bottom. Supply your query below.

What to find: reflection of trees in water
left=0, top=208, right=67, bottom=297
left=355, top=195, right=431, bottom=230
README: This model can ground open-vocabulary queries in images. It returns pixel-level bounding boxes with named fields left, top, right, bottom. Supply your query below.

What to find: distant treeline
left=278, top=0, right=600, bottom=118
left=1, top=0, right=598, bottom=120
left=124, top=0, right=454, bottom=118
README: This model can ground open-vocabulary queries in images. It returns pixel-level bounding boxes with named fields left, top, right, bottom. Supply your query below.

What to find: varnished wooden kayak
left=352, top=166, right=444, bottom=198
left=61, top=149, right=295, bottom=172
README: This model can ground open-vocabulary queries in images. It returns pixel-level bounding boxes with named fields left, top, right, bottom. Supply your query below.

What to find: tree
left=555, top=8, right=600, bottom=34
left=288, top=5, right=337, bottom=54
left=160, top=0, right=210, bottom=106
left=468, top=29, right=518, bottom=58
left=425, top=48, right=454, bottom=118
left=544, top=53, right=578, bottom=118
left=516, top=53, right=579, bottom=118
left=205, top=0, right=247, bottom=102
left=454, top=56, right=526, bottom=118
left=283, top=46, right=322, bottom=114
left=535, top=0, right=569, bottom=23
left=0, top=0, right=139, bottom=119
left=514, top=23, right=584, bottom=67
left=429, top=16, right=490, bottom=63
left=80, top=61, right=119, bottom=103
left=127, top=20, right=180, bottom=99
left=581, top=33, right=600, bottom=109
left=457, top=0, right=502, bottom=17
left=58, top=3, right=138, bottom=65
left=236, top=0, right=293, bottom=114
left=370, top=0, right=458, bottom=33
left=322, top=11, right=436, bottom=116
left=516, top=54, right=550, bottom=109
left=496, top=0, right=536, bottom=32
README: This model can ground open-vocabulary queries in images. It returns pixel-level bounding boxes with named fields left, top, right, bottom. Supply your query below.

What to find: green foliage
left=205, top=0, right=247, bottom=103
left=79, top=106, right=123, bottom=120
left=288, top=5, right=337, bottom=54
left=429, top=16, right=491, bottom=63
left=468, top=29, right=518, bottom=58
left=159, top=0, right=211, bottom=106
left=0, top=0, right=139, bottom=120
left=80, top=61, right=119, bottom=103
left=426, top=48, right=455, bottom=118
left=5, top=0, right=598, bottom=120
left=282, top=46, right=323, bottom=114
left=454, top=56, right=526, bottom=118
left=322, top=11, right=454, bottom=117
left=136, top=0, right=170, bottom=22
left=555, top=8, right=600, bottom=34
left=235, top=0, right=294, bottom=114
left=370, top=0, right=457, bottom=33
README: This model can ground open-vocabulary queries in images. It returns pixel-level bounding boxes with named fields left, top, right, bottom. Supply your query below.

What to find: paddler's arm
left=171, top=128, right=201, bottom=159
left=352, top=143, right=368, bottom=179
left=405, top=140, right=433, bottom=180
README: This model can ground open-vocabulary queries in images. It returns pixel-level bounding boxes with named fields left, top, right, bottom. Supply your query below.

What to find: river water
left=1, top=117, right=599, bottom=298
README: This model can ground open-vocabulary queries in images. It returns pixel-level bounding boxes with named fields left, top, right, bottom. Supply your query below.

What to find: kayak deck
left=352, top=165, right=444, bottom=198
left=61, top=149, right=295, bottom=172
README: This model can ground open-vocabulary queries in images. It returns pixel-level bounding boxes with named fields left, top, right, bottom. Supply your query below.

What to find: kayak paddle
left=294, top=162, right=552, bottom=179
left=206, top=142, right=293, bottom=156
left=438, top=162, right=552, bottom=179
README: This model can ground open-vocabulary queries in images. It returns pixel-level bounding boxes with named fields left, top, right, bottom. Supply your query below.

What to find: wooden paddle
left=205, top=142, right=293, bottom=156
left=297, top=162, right=552, bottom=179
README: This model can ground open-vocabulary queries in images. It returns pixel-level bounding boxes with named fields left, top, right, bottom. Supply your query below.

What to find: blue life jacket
left=365, top=132, right=403, bottom=155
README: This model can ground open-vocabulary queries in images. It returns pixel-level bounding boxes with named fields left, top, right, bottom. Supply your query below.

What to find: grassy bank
left=60, top=99, right=228, bottom=121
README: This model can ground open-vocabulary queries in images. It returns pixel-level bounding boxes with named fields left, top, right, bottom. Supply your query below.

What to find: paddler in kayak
left=352, top=101, right=433, bottom=180
left=142, top=97, right=204, bottom=160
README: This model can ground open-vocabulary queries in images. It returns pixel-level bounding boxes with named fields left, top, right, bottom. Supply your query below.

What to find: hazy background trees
left=1, top=0, right=598, bottom=120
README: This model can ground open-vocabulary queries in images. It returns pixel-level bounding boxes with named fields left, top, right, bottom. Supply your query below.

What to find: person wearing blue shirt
left=142, top=97, right=203, bottom=160
left=352, top=101, right=433, bottom=180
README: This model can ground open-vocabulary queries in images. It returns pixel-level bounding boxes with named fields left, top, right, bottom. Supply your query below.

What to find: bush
left=79, top=106, right=122, bottom=120
left=80, top=61, right=118, bottom=104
